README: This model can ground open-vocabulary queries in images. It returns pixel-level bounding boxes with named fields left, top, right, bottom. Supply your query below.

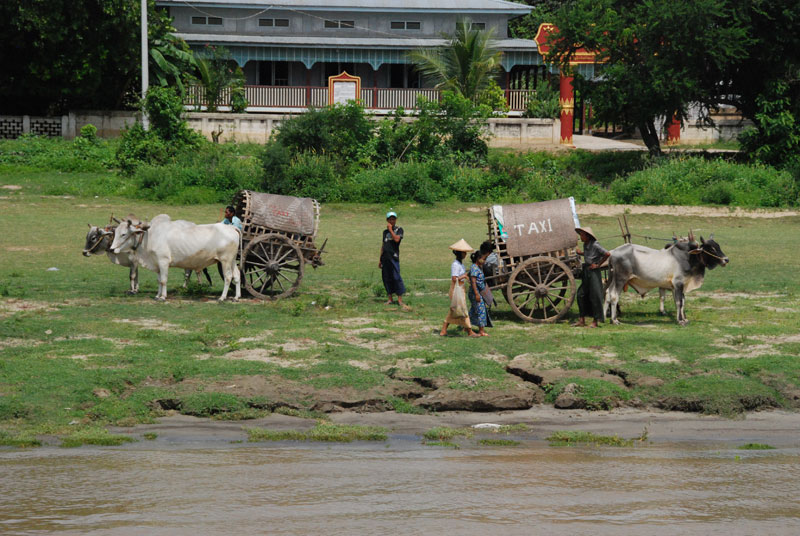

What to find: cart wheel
left=241, top=234, right=304, bottom=300
left=505, top=256, right=576, bottom=323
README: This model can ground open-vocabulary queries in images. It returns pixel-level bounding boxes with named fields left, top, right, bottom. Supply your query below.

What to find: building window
left=192, top=16, right=223, bottom=25
left=259, top=18, right=290, bottom=27
left=324, top=19, right=355, bottom=29
left=457, top=21, right=486, bottom=31
left=391, top=21, right=421, bottom=30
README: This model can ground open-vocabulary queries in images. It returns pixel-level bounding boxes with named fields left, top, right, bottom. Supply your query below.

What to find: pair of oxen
left=603, top=232, right=729, bottom=325
left=83, top=214, right=241, bottom=301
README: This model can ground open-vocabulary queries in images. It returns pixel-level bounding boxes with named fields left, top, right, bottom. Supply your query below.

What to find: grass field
left=1, top=169, right=800, bottom=444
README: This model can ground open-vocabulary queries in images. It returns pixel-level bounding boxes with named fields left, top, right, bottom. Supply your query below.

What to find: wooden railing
left=185, top=86, right=537, bottom=111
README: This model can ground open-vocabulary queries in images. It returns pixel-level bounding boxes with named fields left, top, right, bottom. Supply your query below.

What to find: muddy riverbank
left=100, top=408, right=800, bottom=448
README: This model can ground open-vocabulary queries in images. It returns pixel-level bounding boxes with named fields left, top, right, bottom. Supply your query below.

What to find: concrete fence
left=1, top=110, right=748, bottom=146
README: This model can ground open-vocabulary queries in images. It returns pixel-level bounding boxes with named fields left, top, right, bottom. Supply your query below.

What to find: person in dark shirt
left=379, top=211, right=409, bottom=310
left=573, top=226, right=610, bottom=328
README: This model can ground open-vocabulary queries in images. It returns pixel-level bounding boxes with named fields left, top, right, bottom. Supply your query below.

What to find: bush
left=522, top=81, right=561, bottom=119
left=609, top=156, right=799, bottom=207
left=347, top=161, right=447, bottom=204
left=0, top=134, right=114, bottom=173
left=132, top=142, right=260, bottom=203
left=275, top=101, right=374, bottom=164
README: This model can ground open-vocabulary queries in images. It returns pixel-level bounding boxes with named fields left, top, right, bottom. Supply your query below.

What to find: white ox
left=83, top=220, right=214, bottom=294
left=603, top=236, right=729, bottom=325
left=110, top=214, right=241, bottom=301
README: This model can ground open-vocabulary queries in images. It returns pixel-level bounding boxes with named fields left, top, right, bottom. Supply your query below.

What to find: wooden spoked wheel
left=505, top=256, right=576, bottom=323
left=241, top=234, right=304, bottom=300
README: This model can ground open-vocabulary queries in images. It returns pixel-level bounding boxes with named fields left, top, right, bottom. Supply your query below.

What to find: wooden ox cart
left=231, top=190, right=326, bottom=300
left=484, top=198, right=583, bottom=323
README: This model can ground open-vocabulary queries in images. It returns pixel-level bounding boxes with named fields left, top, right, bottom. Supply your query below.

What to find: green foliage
left=0, top=134, right=116, bottom=173
left=547, top=430, right=634, bottom=447
left=609, top=156, right=798, bottom=207
left=179, top=393, right=246, bottom=417
left=192, top=46, right=245, bottom=112
left=547, top=0, right=750, bottom=155
left=408, top=18, right=503, bottom=101
left=475, top=80, right=510, bottom=114
left=149, top=30, right=196, bottom=96
left=275, top=101, right=375, bottom=163
left=60, top=429, right=136, bottom=448
left=737, top=443, right=776, bottom=450
left=522, top=81, right=561, bottom=119
left=545, top=378, right=632, bottom=410
left=132, top=143, right=260, bottom=204
left=0, top=2, right=178, bottom=114
left=422, top=427, right=473, bottom=441
left=79, top=124, right=98, bottom=142
left=739, top=81, right=800, bottom=168
left=115, top=86, right=204, bottom=176
left=0, top=430, right=41, bottom=448
left=247, top=423, right=388, bottom=442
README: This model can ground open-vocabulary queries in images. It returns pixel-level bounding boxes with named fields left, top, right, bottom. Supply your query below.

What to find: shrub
left=132, top=142, right=260, bottom=203
left=79, top=124, right=98, bottom=142
left=275, top=101, right=374, bottom=164
left=522, top=81, right=561, bottom=119
left=347, top=161, right=446, bottom=204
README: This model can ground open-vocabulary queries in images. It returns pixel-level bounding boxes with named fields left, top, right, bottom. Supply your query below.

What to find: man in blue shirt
left=222, top=205, right=242, bottom=230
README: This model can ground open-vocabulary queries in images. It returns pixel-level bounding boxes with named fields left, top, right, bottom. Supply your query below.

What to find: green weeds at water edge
left=246, top=423, right=388, bottom=443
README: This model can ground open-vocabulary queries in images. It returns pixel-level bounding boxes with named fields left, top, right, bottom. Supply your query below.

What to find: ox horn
left=112, top=216, right=121, bottom=224
left=688, top=229, right=695, bottom=243
left=87, top=223, right=92, bottom=228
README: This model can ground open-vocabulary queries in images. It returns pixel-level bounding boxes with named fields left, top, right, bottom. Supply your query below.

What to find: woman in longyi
left=440, top=239, right=479, bottom=337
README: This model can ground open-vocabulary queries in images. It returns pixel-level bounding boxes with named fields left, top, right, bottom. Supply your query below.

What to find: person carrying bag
left=440, top=239, right=479, bottom=337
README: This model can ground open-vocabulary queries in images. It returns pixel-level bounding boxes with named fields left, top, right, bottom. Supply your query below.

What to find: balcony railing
left=186, top=86, right=538, bottom=112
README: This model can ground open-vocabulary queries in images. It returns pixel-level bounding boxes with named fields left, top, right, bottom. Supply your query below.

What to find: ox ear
left=87, top=223, right=92, bottom=228
left=126, top=219, right=132, bottom=226
left=138, top=222, right=150, bottom=231
left=709, top=233, right=714, bottom=240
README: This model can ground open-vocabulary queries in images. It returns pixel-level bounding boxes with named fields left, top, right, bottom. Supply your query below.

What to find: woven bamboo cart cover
left=243, top=192, right=316, bottom=236
left=501, top=198, right=578, bottom=258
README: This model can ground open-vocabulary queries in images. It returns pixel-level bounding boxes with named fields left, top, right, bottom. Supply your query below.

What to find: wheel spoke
left=274, top=247, right=294, bottom=265
left=512, top=279, right=537, bottom=291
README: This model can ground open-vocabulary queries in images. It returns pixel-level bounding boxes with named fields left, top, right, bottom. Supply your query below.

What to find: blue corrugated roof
left=156, top=0, right=531, bottom=14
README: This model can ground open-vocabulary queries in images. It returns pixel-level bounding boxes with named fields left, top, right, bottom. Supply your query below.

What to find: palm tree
left=407, top=19, right=503, bottom=101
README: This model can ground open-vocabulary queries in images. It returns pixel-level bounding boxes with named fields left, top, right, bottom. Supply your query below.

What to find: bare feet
left=439, top=331, right=448, bottom=337
left=480, top=332, right=489, bottom=337
left=571, top=321, right=586, bottom=328
left=588, top=322, right=599, bottom=329
left=468, top=332, right=481, bottom=338
left=400, top=304, right=411, bottom=312
left=384, top=300, right=394, bottom=305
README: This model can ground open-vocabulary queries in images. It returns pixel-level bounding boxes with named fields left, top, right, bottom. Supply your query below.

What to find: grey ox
left=109, top=214, right=241, bottom=301
left=603, top=235, right=729, bottom=325
left=83, top=220, right=213, bottom=294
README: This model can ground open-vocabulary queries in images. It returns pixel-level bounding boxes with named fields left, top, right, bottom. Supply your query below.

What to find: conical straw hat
left=449, top=239, right=474, bottom=252
left=575, top=226, right=597, bottom=241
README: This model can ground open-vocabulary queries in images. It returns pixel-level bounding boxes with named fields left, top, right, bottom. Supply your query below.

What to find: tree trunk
left=638, top=120, right=662, bottom=156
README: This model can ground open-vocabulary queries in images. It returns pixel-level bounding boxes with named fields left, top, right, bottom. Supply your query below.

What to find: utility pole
left=141, top=0, right=149, bottom=129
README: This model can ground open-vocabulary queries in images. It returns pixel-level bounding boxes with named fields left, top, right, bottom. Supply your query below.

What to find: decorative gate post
left=666, top=116, right=681, bottom=145
left=559, top=72, right=574, bottom=145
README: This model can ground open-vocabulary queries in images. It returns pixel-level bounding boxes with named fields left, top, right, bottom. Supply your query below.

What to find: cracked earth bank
left=144, top=351, right=798, bottom=416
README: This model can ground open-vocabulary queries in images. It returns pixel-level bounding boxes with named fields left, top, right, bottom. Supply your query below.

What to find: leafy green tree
left=408, top=19, right=503, bottom=101
left=149, top=31, right=196, bottom=96
left=0, top=1, right=186, bottom=114
left=544, top=0, right=748, bottom=156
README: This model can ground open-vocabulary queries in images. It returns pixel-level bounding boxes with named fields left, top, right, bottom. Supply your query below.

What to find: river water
left=2, top=438, right=799, bottom=535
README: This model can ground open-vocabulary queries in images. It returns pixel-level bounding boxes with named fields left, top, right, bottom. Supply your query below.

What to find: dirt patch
left=0, top=338, right=41, bottom=350
left=640, top=354, right=680, bottom=364
left=347, top=360, right=373, bottom=370
left=220, top=349, right=319, bottom=368
left=754, top=334, right=800, bottom=344
left=340, top=333, right=423, bottom=355
left=113, top=318, right=189, bottom=333
left=695, top=291, right=784, bottom=300
left=5, top=246, right=34, bottom=252
left=1, top=185, right=22, bottom=190
left=0, top=299, right=59, bottom=317
left=236, top=330, right=275, bottom=343
left=326, top=317, right=374, bottom=327
left=53, top=334, right=141, bottom=347
left=578, top=204, right=799, bottom=219
left=475, top=351, right=511, bottom=364
left=328, top=327, right=386, bottom=335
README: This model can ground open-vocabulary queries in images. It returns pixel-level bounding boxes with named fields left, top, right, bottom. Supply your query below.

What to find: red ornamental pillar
left=666, top=115, right=681, bottom=145
left=559, top=72, right=574, bottom=145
